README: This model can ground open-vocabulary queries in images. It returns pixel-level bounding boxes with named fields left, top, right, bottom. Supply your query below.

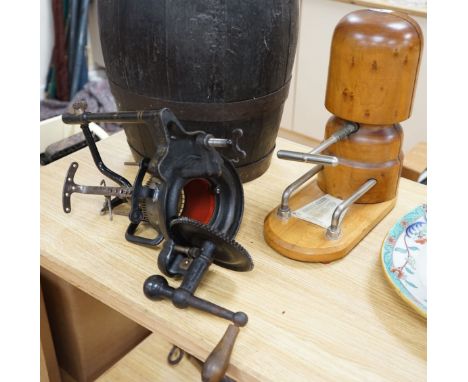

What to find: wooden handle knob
left=202, top=324, right=240, bottom=382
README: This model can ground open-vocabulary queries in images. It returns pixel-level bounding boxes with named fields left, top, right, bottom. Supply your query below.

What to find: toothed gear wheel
left=141, top=177, right=186, bottom=229
left=170, top=217, right=253, bottom=272
left=139, top=177, right=160, bottom=228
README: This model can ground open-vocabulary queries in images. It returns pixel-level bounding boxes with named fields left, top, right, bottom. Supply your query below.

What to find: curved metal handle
left=62, top=162, right=79, bottom=213
left=229, top=129, right=247, bottom=163
left=202, top=324, right=240, bottom=382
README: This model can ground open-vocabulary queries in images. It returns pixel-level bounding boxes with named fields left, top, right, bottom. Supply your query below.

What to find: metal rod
left=275, top=122, right=359, bottom=219
left=277, top=151, right=339, bottom=166
left=326, top=179, right=377, bottom=240
left=62, top=111, right=157, bottom=125
left=207, top=137, right=231, bottom=148
left=72, top=185, right=132, bottom=198
left=80, top=123, right=132, bottom=188
left=309, top=121, right=359, bottom=153
left=277, top=165, right=323, bottom=219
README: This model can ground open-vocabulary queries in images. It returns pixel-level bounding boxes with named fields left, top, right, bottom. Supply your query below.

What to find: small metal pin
left=100, top=179, right=113, bottom=221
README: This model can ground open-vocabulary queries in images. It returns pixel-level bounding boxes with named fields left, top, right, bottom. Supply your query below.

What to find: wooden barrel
left=98, top=0, right=299, bottom=182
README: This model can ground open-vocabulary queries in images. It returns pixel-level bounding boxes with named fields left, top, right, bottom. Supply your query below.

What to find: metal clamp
left=326, top=179, right=377, bottom=240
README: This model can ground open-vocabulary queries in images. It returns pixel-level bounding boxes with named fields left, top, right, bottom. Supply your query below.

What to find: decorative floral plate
left=381, top=204, right=427, bottom=317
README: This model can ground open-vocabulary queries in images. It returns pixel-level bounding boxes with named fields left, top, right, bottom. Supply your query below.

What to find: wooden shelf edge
left=96, top=333, right=201, bottom=381
left=333, top=0, right=427, bottom=17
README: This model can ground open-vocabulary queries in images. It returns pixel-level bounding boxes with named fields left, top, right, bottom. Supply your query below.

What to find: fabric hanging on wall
left=46, top=0, right=90, bottom=101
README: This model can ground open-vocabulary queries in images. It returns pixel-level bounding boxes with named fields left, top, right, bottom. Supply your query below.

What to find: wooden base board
left=264, top=180, right=396, bottom=263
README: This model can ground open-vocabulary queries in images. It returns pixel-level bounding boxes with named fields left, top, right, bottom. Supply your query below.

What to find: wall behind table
left=281, top=0, right=427, bottom=153
left=40, top=0, right=54, bottom=99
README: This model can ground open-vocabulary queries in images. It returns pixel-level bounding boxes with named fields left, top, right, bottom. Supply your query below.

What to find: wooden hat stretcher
left=264, top=123, right=397, bottom=263
left=264, top=9, right=423, bottom=263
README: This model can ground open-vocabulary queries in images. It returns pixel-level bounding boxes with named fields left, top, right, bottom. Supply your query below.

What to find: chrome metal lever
left=277, top=151, right=339, bottom=166
left=276, top=122, right=359, bottom=219
left=277, top=165, right=323, bottom=219
left=326, top=179, right=377, bottom=240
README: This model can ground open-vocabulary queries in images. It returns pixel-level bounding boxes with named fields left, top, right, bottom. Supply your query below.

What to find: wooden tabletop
left=41, top=132, right=426, bottom=381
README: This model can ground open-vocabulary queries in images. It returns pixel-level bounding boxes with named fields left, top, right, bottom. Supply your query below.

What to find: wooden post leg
left=40, top=286, right=61, bottom=382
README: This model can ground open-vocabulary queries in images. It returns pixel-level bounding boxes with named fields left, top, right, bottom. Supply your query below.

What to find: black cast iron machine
left=60, top=101, right=253, bottom=382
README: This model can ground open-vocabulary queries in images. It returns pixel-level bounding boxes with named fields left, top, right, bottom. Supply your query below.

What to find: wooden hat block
left=264, top=9, right=423, bottom=263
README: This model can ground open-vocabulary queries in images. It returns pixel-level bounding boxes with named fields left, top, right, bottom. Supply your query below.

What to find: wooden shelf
left=333, top=0, right=427, bottom=17
left=402, top=141, right=427, bottom=181
left=97, top=333, right=200, bottom=381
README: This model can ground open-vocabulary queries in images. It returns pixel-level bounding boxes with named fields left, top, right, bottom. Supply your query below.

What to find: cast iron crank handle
left=204, top=129, right=247, bottom=163
left=143, top=275, right=248, bottom=327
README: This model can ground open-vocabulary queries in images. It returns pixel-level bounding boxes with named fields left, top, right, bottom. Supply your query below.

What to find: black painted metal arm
left=62, top=101, right=133, bottom=188
left=144, top=241, right=248, bottom=326
left=80, top=122, right=132, bottom=188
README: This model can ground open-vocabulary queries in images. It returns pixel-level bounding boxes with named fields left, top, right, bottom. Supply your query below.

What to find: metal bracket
left=276, top=122, right=359, bottom=220
left=326, top=179, right=377, bottom=240
left=277, top=165, right=323, bottom=219
left=62, top=161, right=132, bottom=214
left=100, top=179, right=113, bottom=221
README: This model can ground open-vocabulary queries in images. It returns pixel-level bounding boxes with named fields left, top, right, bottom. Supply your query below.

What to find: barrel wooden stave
left=98, top=0, right=299, bottom=181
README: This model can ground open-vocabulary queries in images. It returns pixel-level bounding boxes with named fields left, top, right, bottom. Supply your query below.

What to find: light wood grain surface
left=40, top=288, right=61, bottom=382
left=97, top=333, right=200, bottom=381
left=41, top=132, right=426, bottom=381
left=402, top=141, right=427, bottom=181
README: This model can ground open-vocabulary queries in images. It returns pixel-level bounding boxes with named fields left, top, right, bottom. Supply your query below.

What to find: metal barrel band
left=108, top=77, right=292, bottom=122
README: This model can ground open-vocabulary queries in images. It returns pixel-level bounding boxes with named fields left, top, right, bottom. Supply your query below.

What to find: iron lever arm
left=62, top=110, right=158, bottom=124
left=144, top=240, right=248, bottom=324
left=63, top=101, right=133, bottom=188
left=144, top=275, right=248, bottom=326
left=80, top=122, right=133, bottom=188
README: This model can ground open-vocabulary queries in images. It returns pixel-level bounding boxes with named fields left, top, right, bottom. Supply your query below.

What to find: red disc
left=180, top=179, right=216, bottom=224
